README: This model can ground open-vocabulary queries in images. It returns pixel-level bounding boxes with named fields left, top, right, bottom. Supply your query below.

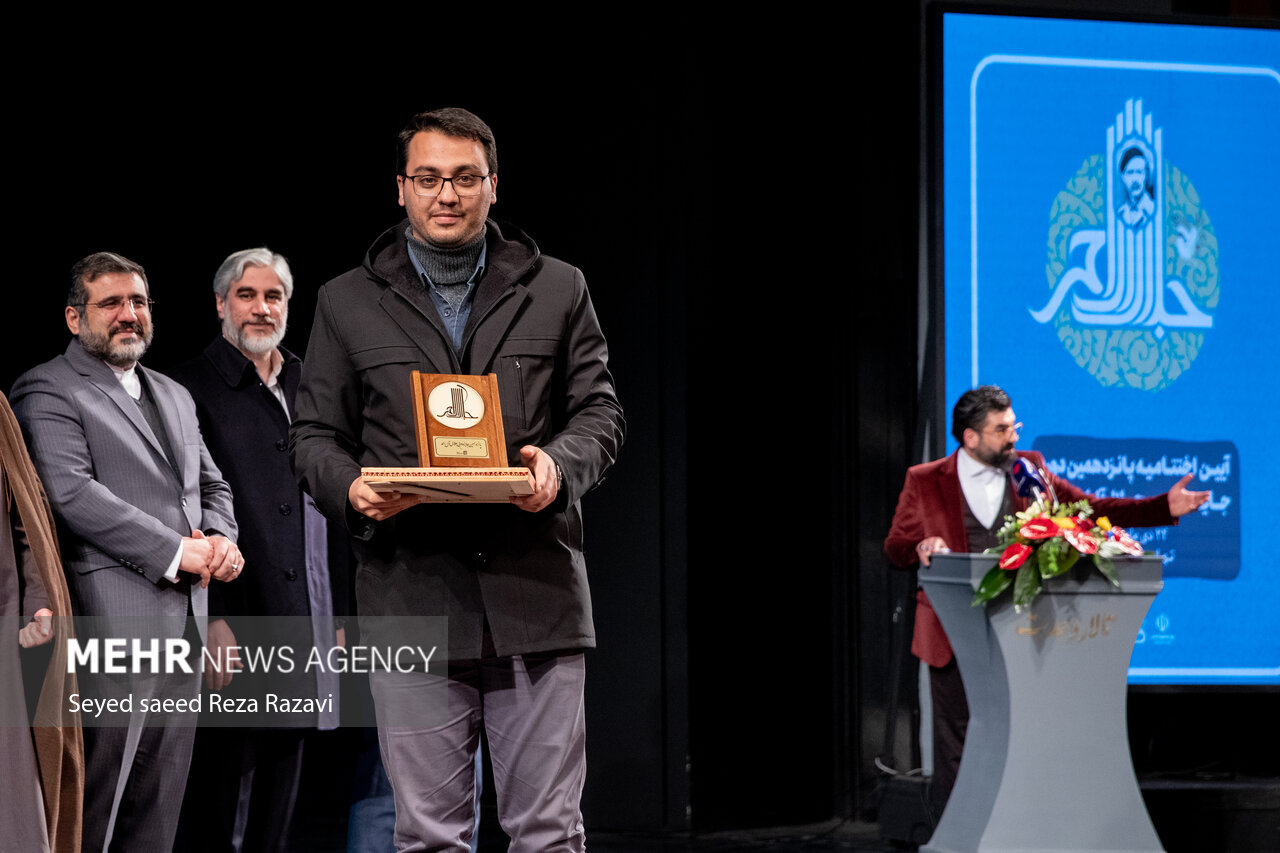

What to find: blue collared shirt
left=406, top=238, right=488, bottom=352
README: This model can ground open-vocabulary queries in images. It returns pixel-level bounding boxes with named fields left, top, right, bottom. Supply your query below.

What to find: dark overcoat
left=169, top=338, right=348, bottom=715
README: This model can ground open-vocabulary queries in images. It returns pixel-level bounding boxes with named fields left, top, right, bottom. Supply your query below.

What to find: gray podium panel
left=920, top=553, right=1166, bottom=853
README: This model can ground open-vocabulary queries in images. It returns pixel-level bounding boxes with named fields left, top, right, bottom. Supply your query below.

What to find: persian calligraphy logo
left=1031, top=99, right=1219, bottom=391
left=428, top=382, right=485, bottom=429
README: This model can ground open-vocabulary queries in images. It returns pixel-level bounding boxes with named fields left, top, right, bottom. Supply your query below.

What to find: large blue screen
left=941, top=12, right=1279, bottom=685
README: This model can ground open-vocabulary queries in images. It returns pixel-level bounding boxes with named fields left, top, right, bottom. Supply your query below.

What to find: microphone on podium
left=1009, top=457, right=1057, bottom=507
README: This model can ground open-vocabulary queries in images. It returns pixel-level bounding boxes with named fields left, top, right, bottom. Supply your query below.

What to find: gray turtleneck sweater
left=405, top=225, right=488, bottom=352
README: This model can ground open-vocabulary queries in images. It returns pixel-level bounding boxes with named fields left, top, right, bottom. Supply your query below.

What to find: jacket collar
left=364, top=218, right=540, bottom=374
left=939, top=450, right=966, bottom=543
left=365, top=221, right=457, bottom=372
left=201, top=334, right=300, bottom=390
left=63, top=339, right=184, bottom=481
left=940, top=448, right=961, bottom=478
left=64, top=335, right=127, bottom=383
left=464, top=220, right=537, bottom=374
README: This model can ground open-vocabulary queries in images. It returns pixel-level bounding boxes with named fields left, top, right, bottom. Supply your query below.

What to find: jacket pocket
left=68, top=544, right=122, bottom=575
left=349, top=346, right=424, bottom=428
left=496, top=338, right=559, bottom=434
left=349, top=345, right=423, bottom=371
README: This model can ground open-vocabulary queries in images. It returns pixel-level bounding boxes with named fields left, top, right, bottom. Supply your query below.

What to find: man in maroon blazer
left=884, top=385, right=1209, bottom=813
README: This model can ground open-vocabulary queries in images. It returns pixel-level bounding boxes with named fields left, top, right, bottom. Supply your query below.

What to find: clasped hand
left=179, top=529, right=244, bottom=588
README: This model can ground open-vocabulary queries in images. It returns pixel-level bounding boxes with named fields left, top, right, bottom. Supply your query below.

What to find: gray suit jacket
left=10, top=339, right=237, bottom=646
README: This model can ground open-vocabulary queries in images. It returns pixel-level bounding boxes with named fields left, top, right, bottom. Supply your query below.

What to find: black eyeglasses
left=399, top=173, right=491, bottom=197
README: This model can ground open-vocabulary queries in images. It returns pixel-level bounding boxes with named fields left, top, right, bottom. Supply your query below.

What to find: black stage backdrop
left=6, top=6, right=1271, bottom=841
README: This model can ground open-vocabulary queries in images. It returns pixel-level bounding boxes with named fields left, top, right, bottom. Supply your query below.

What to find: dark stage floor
left=290, top=730, right=913, bottom=853
left=579, top=822, right=902, bottom=852
left=287, top=729, right=1279, bottom=852
left=298, top=819, right=903, bottom=853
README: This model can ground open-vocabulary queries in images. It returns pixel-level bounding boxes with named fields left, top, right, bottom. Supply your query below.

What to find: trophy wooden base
left=362, top=467, right=534, bottom=503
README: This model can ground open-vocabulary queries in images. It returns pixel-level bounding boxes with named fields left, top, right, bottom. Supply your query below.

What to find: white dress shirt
left=957, top=449, right=1007, bottom=530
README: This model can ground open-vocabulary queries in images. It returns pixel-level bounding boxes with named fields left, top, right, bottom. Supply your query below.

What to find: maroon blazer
left=884, top=449, right=1175, bottom=667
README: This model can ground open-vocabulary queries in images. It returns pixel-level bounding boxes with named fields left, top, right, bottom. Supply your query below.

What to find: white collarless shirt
left=957, top=449, right=1006, bottom=530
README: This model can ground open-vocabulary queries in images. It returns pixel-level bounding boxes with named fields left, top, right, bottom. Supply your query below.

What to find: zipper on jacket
left=514, top=357, right=526, bottom=421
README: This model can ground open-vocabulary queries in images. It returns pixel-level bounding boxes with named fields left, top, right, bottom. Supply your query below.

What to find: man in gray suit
left=11, top=251, right=242, bottom=853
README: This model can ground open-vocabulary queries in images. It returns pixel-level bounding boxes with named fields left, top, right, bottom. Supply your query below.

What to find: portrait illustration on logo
left=1033, top=98, right=1219, bottom=392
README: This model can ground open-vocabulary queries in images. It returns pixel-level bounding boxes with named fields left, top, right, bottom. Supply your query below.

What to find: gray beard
left=99, top=339, right=148, bottom=368
left=226, top=319, right=286, bottom=356
left=80, top=324, right=152, bottom=368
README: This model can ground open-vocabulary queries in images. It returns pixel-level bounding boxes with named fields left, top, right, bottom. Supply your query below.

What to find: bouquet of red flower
left=973, top=497, right=1145, bottom=609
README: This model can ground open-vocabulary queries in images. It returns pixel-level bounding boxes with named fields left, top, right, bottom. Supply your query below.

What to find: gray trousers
left=369, top=651, right=587, bottom=853
left=80, top=668, right=200, bottom=853
left=81, top=613, right=202, bottom=853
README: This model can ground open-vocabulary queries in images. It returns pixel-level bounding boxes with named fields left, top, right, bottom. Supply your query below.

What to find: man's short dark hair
left=67, top=252, right=149, bottom=311
left=396, top=107, right=498, bottom=176
left=951, top=385, right=1012, bottom=443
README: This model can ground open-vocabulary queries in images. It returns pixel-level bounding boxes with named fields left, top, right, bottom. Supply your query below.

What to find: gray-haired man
left=169, top=248, right=347, bottom=852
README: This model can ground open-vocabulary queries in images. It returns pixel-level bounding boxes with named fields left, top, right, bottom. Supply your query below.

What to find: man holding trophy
left=292, top=107, right=624, bottom=852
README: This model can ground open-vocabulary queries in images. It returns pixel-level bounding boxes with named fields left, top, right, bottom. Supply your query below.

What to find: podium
left=920, top=553, right=1166, bottom=853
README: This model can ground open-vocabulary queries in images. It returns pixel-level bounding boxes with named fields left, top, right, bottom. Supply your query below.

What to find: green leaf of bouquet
left=972, top=566, right=1012, bottom=606
left=1036, top=539, right=1060, bottom=578
left=1093, top=555, right=1120, bottom=587
left=1037, top=538, right=1079, bottom=578
left=1059, top=499, right=1092, bottom=519
left=1013, top=562, right=1043, bottom=609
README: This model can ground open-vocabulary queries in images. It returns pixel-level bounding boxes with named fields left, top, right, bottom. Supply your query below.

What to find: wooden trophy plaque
left=360, top=372, right=534, bottom=502
left=411, top=372, right=507, bottom=467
